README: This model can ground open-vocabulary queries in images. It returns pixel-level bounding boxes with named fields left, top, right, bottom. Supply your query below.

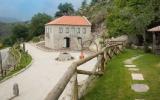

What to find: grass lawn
left=0, top=52, right=32, bottom=81
left=81, top=49, right=160, bottom=100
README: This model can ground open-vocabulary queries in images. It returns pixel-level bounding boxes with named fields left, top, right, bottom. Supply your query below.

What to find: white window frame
left=77, top=28, right=80, bottom=33
left=66, top=27, right=69, bottom=33
left=59, top=27, right=63, bottom=33
left=71, top=27, right=75, bottom=34
left=83, top=28, right=86, bottom=34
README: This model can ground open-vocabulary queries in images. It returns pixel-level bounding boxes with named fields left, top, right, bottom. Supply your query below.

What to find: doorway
left=64, top=37, right=70, bottom=48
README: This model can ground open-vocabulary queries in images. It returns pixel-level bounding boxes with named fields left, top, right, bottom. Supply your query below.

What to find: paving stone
left=131, top=73, right=144, bottom=80
left=124, top=55, right=143, bottom=65
left=128, top=68, right=139, bottom=71
left=135, top=99, right=144, bottom=100
left=125, top=65, right=136, bottom=68
left=131, top=84, right=149, bottom=92
left=124, top=60, right=133, bottom=65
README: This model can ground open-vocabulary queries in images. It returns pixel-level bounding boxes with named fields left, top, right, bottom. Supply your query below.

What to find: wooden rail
left=45, top=41, right=126, bottom=100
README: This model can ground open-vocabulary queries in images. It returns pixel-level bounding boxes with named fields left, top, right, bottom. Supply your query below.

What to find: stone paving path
left=123, top=55, right=149, bottom=100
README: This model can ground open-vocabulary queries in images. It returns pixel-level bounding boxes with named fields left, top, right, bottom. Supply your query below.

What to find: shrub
left=32, top=37, right=40, bottom=43
left=0, top=43, right=3, bottom=49
left=144, top=42, right=151, bottom=53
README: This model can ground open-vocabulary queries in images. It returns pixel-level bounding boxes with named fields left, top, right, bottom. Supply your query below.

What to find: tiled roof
left=46, top=16, right=91, bottom=26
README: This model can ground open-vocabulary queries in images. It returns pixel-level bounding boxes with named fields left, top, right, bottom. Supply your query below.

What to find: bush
left=144, top=42, right=151, bottom=53
left=32, top=37, right=40, bottom=43
left=0, top=43, right=3, bottom=49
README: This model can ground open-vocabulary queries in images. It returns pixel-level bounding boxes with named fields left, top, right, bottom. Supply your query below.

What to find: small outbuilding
left=45, top=16, right=92, bottom=50
left=148, top=26, right=160, bottom=54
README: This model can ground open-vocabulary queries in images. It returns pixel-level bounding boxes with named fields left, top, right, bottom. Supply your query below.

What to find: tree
left=55, top=3, right=75, bottom=17
left=81, top=0, right=87, bottom=8
left=12, top=24, right=29, bottom=41
left=91, top=0, right=98, bottom=5
left=106, top=0, right=159, bottom=37
left=30, top=13, right=52, bottom=36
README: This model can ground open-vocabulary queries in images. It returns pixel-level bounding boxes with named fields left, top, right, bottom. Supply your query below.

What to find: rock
left=13, top=83, right=19, bottom=96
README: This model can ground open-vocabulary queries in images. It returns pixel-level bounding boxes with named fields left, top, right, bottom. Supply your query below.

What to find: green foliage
left=0, top=22, right=13, bottom=36
left=30, top=13, right=52, bottom=36
left=81, top=0, right=87, bottom=8
left=0, top=51, right=32, bottom=81
left=12, top=24, right=29, bottom=41
left=55, top=3, right=75, bottom=17
left=79, top=0, right=160, bottom=37
left=9, top=43, right=21, bottom=64
left=91, top=0, right=98, bottom=5
left=106, top=0, right=160, bottom=37
left=3, top=36, right=14, bottom=46
left=0, top=42, right=3, bottom=49
left=32, top=36, right=40, bottom=43
left=15, top=52, right=31, bottom=71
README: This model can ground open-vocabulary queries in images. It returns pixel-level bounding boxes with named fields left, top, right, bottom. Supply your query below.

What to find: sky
left=0, top=0, right=90, bottom=21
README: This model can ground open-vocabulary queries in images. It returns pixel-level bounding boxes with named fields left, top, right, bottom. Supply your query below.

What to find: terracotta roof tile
left=46, top=16, right=91, bottom=26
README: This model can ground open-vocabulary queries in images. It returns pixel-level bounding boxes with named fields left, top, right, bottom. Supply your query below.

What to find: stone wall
left=45, top=25, right=92, bottom=50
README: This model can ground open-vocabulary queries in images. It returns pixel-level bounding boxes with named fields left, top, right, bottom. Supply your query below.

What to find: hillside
left=0, top=17, right=19, bottom=23
left=78, top=0, right=111, bottom=35
left=0, top=22, right=14, bottom=37
left=78, top=0, right=160, bottom=38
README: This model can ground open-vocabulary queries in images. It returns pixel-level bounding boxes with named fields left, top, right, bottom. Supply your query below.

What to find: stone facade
left=45, top=25, right=92, bottom=50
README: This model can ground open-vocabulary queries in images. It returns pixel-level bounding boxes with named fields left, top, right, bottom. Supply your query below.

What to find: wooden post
left=106, top=51, right=112, bottom=60
left=104, top=49, right=108, bottom=61
left=0, top=51, right=3, bottom=77
left=77, top=70, right=103, bottom=75
left=153, top=33, right=156, bottom=53
left=100, top=53, right=105, bottom=72
left=72, top=71, right=78, bottom=100
left=23, top=42, right=25, bottom=52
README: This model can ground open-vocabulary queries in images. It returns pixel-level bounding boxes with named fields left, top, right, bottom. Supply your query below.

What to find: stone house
left=45, top=16, right=92, bottom=50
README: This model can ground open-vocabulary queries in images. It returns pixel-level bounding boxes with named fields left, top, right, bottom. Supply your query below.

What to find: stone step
left=124, top=65, right=136, bottom=68
left=131, top=84, right=149, bottom=92
left=131, top=73, right=144, bottom=80
left=128, top=68, right=139, bottom=71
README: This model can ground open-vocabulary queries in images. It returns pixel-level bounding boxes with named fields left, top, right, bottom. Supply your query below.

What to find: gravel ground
left=0, top=43, right=97, bottom=100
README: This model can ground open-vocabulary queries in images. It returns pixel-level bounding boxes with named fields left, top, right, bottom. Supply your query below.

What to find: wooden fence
left=45, top=41, right=126, bottom=100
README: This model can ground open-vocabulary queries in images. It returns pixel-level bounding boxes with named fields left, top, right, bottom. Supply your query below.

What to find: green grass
left=81, top=49, right=160, bottom=100
left=0, top=52, right=32, bottom=81
left=133, top=53, right=160, bottom=99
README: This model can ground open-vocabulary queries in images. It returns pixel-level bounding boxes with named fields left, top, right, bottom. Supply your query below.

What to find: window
left=83, top=28, right=86, bottom=34
left=66, top=27, right=69, bottom=33
left=59, top=27, right=63, bottom=33
left=46, top=33, right=50, bottom=39
left=48, top=28, right=50, bottom=33
left=46, top=27, right=49, bottom=33
left=77, top=28, right=80, bottom=33
left=71, top=27, right=75, bottom=34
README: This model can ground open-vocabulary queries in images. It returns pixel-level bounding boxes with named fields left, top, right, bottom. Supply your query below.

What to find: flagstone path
left=123, top=55, right=149, bottom=99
